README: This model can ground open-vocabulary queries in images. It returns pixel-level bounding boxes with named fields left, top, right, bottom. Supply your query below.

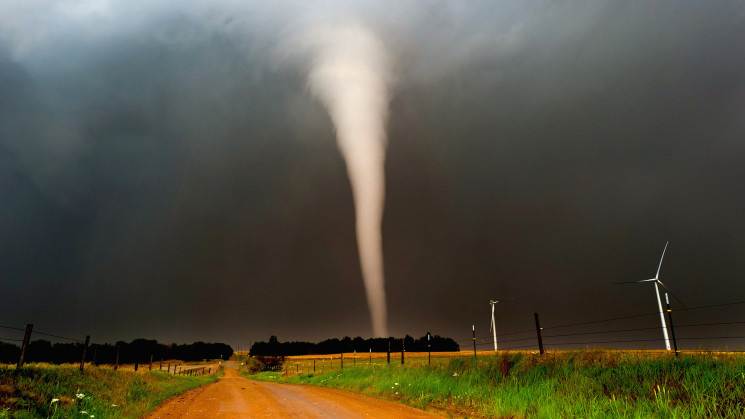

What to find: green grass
left=0, top=363, right=218, bottom=418
left=245, top=350, right=745, bottom=418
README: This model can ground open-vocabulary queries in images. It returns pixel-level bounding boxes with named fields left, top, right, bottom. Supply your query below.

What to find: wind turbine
left=615, top=242, right=682, bottom=351
left=489, top=298, right=515, bottom=352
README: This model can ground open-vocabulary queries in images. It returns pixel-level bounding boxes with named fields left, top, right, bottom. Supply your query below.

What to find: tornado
left=306, top=24, right=392, bottom=337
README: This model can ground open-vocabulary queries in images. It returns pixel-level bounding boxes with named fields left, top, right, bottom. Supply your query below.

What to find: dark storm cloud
left=1, top=1, right=744, bottom=349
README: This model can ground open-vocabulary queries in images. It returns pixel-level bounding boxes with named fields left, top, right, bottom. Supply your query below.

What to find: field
left=246, top=350, right=745, bottom=418
left=0, top=362, right=219, bottom=418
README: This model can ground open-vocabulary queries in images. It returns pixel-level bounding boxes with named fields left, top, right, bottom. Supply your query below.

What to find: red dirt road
left=144, top=362, right=443, bottom=418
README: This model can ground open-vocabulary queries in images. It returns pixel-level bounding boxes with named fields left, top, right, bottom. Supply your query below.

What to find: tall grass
left=247, top=350, right=745, bottom=418
left=0, top=363, right=218, bottom=418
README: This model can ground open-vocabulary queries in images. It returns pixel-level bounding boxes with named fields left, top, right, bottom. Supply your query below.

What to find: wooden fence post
left=79, top=335, right=90, bottom=373
left=17, top=324, right=33, bottom=368
left=534, top=313, right=545, bottom=355
left=114, top=345, right=120, bottom=370
left=401, top=339, right=405, bottom=365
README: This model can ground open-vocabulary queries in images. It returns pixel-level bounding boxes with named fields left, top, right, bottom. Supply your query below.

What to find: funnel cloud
left=306, top=24, right=392, bottom=337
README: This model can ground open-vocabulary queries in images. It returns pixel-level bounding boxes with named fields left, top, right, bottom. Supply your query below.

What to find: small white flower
left=453, top=372, right=458, bottom=377
left=51, top=398, right=59, bottom=404
left=394, top=382, right=399, bottom=386
left=395, top=392, right=399, bottom=395
left=76, top=393, right=85, bottom=399
left=80, top=411, right=88, bottom=414
left=111, top=404, right=117, bottom=407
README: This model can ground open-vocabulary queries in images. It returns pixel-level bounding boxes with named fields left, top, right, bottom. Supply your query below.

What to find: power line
left=0, top=337, right=23, bottom=342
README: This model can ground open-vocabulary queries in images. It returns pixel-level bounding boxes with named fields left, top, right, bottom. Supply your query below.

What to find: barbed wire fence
left=265, top=299, right=745, bottom=377
left=0, top=324, right=212, bottom=375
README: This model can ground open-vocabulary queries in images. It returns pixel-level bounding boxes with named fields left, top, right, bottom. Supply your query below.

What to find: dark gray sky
left=2, top=1, right=745, bottom=351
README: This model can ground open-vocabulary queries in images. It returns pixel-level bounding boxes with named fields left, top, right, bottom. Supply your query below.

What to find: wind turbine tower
left=489, top=300, right=499, bottom=352
left=615, top=242, right=681, bottom=351
left=489, top=298, right=514, bottom=352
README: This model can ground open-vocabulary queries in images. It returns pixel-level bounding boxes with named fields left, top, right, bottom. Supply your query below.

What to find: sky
left=1, top=1, right=745, bottom=351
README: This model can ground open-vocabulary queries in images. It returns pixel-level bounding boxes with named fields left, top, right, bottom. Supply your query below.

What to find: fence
left=449, top=299, right=745, bottom=355
left=249, top=298, right=745, bottom=377
left=0, top=323, right=220, bottom=376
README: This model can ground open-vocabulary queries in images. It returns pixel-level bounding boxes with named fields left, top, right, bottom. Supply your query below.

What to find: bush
left=247, top=356, right=285, bottom=373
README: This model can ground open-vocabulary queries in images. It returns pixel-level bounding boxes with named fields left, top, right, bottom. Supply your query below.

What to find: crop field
left=248, top=349, right=745, bottom=418
left=0, top=362, right=219, bottom=418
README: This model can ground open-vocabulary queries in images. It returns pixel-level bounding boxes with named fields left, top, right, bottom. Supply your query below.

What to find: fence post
left=401, top=339, right=405, bottom=365
left=159, top=358, right=162, bottom=371
left=472, top=325, right=477, bottom=358
left=114, top=345, right=120, bottom=370
left=341, top=353, right=343, bottom=370
left=149, top=354, right=153, bottom=371
left=665, top=293, right=679, bottom=357
left=17, top=324, right=33, bottom=368
left=167, top=363, right=170, bottom=373
left=534, top=313, right=545, bottom=355
left=313, top=359, right=315, bottom=373
left=354, top=350, right=356, bottom=366
left=387, top=341, right=390, bottom=364
left=79, top=335, right=90, bottom=373
left=427, top=332, right=431, bottom=366
left=92, top=347, right=97, bottom=366
left=370, top=348, right=372, bottom=365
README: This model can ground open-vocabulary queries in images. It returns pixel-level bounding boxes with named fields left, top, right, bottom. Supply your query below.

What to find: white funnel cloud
left=306, top=23, right=392, bottom=337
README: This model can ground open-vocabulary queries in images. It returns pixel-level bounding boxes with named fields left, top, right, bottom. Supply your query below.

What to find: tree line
left=0, top=338, right=233, bottom=364
left=249, top=334, right=460, bottom=356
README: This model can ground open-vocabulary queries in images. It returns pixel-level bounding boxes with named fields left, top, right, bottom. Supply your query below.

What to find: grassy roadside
left=244, top=350, right=745, bottom=418
left=0, top=363, right=220, bottom=418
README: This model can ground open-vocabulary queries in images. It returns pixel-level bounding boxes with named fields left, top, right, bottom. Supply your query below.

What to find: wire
left=0, top=325, right=25, bottom=331
left=676, top=321, right=745, bottom=328
left=544, top=337, right=667, bottom=346
left=677, top=336, right=745, bottom=341
left=0, top=337, right=23, bottom=342
left=676, top=301, right=745, bottom=312
left=33, top=330, right=85, bottom=343
left=543, top=326, right=662, bottom=339
left=542, top=311, right=660, bottom=331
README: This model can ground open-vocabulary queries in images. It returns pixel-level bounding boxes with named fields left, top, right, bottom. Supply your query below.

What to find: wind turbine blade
left=655, top=242, right=668, bottom=280
left=657, top=280, right=685, bottom=307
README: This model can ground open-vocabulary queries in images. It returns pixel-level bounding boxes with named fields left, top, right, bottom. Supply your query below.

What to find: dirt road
left=144, top=362, right=442, bottom=418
